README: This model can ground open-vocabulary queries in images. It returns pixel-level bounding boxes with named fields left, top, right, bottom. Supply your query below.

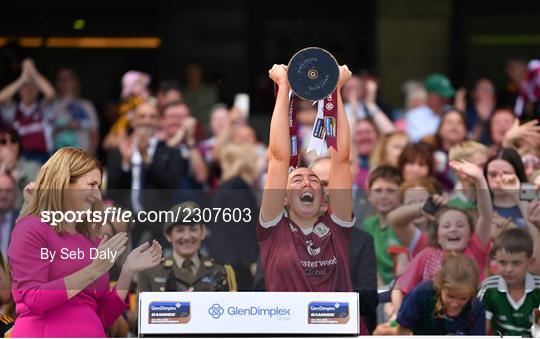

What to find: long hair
left=19, top=147, right=103, bottom=239
left=432, top=108, right=468, bottom=150
left=433, top=252, right=478, bottom=318
left=369, top=131, right=409, bottom=167
left=219, top=143, right=257, bottom=182
left=485, top=147, right=528, bottom=183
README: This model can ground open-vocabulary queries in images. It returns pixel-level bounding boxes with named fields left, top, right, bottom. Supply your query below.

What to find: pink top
left=397, top=233, right=490, bottom=295
left=7, top=216, right=128, bottom=337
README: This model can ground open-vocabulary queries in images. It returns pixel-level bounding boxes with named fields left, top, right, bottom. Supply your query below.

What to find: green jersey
left=478, top=273, right=540, bottom=337
left=362, top=215, right=403, bottom=285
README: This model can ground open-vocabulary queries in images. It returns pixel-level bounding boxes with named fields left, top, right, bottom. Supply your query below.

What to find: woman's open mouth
left=300, top=191, right=314, bottom=203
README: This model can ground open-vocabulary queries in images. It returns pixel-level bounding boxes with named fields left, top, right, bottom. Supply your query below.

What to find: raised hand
left=268, top=64, right=288, bottom=87
left=490, top=212, right=515, bottom=239
left=118, top=134, right=134, bottom=167
left=21, top=58, right=37, bottom=80
left=23, top=181, right=36, bottom=202
left=183, top=116, right=197, bottom=146
left=527, top=200, right=540, bottom=229
left=449, top=159, right=485, bottom=184
left=337, top=65, right=352, bottom=89
left=364, top=78, right=378, bottom=106
left=123, top=240, right=162, bottom=274
left=454, top=87, right=466, bottom=112
left=475, top=97, right=495, bottom=122
left=503, top=119, right=540, bottom=147
left=500, top=173, right=520, bottom=190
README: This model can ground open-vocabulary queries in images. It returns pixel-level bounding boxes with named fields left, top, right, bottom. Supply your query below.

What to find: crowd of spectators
left=1, top=53, right=540, bottom=336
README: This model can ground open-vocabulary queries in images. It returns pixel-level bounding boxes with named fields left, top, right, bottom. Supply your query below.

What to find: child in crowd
left=388, top=159, right=492, bottom=289
left=387, top=178, right=442, bottom=258
left=486, top=147, right=530, bottom=229
left=478, top=228, right=540, bottom=337
left=392, top=159, right=492, bottom=303
left=532, top=307, right=540, bottom=338
left=447, top=141, right=489, bottom=211
left=396, top=253, right=485, bottom=335
left=362, top=165, right=406, bottom=287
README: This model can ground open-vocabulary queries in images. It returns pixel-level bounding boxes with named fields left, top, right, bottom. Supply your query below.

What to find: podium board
left=138, top=292, right=359, bottom=337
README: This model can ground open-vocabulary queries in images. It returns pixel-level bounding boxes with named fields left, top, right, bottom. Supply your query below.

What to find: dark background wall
left=0, top=0, right=539, bottom=141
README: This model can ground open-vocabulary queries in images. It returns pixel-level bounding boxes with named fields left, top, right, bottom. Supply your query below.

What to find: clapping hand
left=123, top=240, right=162, bottom=274
left=118, top=133, right=134, bottom=168
left=182, top=116, right=197, bottom=146
left=21, top=58, right=37, bottom=81
left=90, top=233, right=129, bottom=276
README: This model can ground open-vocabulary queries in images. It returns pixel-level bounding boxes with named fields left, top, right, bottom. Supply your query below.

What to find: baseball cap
left=425, top=73, right=455, bottom=98
left=163, top=201, right=202, bottom=234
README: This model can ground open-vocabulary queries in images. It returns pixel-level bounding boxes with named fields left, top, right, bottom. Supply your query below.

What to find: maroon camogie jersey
left=258, top=209, right=354, bottom=292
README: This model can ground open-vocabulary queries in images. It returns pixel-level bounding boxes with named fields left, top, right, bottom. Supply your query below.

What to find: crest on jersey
left=306, top=240, right=321, bottom=256
left=313, top=222, right=329, bottom=237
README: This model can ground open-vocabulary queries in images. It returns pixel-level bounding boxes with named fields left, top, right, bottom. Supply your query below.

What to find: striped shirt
left=478, top=273, right=540, bottom=337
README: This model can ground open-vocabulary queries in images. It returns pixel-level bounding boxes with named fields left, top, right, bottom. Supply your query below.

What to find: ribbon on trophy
left=274, top=84, right=299, bottom=171
left=288, top=89, right=299, bottom=170
left=305, top=90, right=338, bottom=156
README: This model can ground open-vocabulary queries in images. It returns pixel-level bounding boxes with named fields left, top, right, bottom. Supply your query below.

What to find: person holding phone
left=258, top=64, right=354, bottom=292
left=8, top=147, right=162, bottom=337
left=385, top=159, right=492, bottom=317
left=387, top=178, right=443, bottom=258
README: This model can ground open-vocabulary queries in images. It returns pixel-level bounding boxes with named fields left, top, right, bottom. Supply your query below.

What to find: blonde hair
left=370, top=131, right=409, bottom=167
left=219, top=143, right=256, bottom=182
left=448, top=141, right=488, bottom=162
left=403, top=80, right=427, bottom=110
left=20, top=147, right=103, bottom=238
left=399, top=177, right=442, bottom=202
left=433, top=252, right=478, bottom=318
left=518, top=146, right=539, bottom=158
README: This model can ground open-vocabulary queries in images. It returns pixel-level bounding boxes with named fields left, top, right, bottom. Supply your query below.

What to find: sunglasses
left=0, top=138, right=17, bottom=145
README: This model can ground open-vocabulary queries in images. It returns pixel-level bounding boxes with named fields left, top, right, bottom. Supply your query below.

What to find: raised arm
left=449, top=160, right=492, bottom=247
left=0, top=66, right=29, bottom=103
left=329, top=66, right=353, bottom=221
left=25, top=59, right=55, bottom=101
left=260, top=65, right=291, bottom=223
left=387, top=202, right=424, bottom=247
left=364, top=79, right=395, bottom=135
left=526, top=200, right=540, bottom=275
